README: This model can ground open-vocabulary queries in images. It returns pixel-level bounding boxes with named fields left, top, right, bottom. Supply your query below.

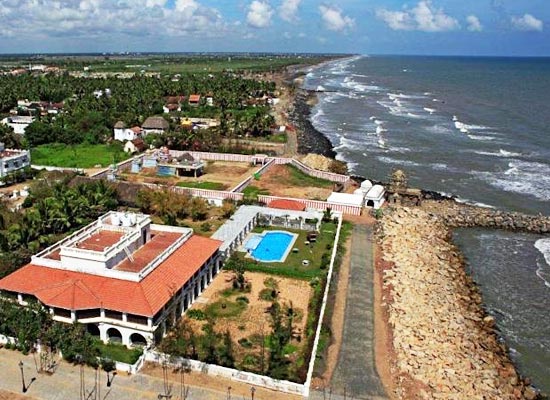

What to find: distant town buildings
left=113, top=121, right=143, bottom=142
left=0, top=115, right=35, bottom=135
left=0, top=211, right=222, bottom=346
left=0, top=143, right=31, bottom=178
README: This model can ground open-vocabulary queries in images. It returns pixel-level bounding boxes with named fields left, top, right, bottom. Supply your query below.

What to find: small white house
left=327, top=192, right=364, bottom=208
left=114, top=121, right=142, bottom=142
left=365, top=185, right=385, bottom=209
left=0, top=116, right=35, bottom=135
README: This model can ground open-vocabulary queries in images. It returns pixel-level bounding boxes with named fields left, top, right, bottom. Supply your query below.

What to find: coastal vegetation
left=0, top=178, right=118, bottom=279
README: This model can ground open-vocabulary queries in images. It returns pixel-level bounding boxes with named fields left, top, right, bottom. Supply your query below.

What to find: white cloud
left=319, top=4, right=354, bottom=32
left=246, top=1, right=273, bottom=28
left=376, top=0, right=459, bottom=32
left=0, top=0, right=226, bottom=40
left=511, top=13, right=543, bottom=32
left=466, top=15, right=482, bottom=32
left=279, top=0, right=300, bottom=22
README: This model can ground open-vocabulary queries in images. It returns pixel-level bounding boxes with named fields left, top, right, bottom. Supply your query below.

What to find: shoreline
left=377, top=207, right=542, bottom=399
left=285, top=58, right=549, bottom=398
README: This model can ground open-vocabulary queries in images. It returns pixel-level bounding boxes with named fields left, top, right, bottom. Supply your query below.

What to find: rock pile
left=422, top=200, right=550, bottom=234
left=379, top=207, right=539, bottom=399
left=300, top=153, right=333, bottom=172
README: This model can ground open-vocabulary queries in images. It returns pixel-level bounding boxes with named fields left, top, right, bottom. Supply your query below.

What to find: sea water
left=304, top=55, right=550, bottom=391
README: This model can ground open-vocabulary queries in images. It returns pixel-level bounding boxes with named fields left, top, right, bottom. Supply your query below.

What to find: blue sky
left=0, top=0, right=548, bottom=55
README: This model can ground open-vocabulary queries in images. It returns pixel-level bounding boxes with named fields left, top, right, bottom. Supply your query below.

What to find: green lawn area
left=31, top=143, right=129, bottom=168
left=94, top=341, right=143, bottom=364
left=236, top=222, right=342, bottom=280
left=285, top=165, right=333, bottom=188
left=176, top=181, right=227, bottom=190
left=242, top=185, right=270, bottom=198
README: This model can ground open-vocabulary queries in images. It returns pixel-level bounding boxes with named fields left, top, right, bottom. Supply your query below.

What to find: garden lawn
left=94, top=341, right=143, bottom=364
left=238, top=222, right=340, bottom=280
left=31, top=143, right=129, bottom=168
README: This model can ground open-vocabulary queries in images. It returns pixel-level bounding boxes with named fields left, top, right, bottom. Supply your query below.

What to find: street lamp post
left=18, top=361, right=27, bottom=393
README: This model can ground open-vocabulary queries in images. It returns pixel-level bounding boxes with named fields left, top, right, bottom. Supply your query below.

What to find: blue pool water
left=251, top=231, right=295, bottom=263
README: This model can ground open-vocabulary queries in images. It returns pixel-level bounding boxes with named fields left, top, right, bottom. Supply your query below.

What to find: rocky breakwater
left=378, top=207, right=541, bottom=399
left=421, top=199, right=550, bottom=234
left=289, top=89, right=336, bottom=158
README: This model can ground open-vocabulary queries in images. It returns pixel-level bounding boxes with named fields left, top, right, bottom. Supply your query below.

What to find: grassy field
left=285, top=164, right=333, bottom=188
left=31, top=143, right=129, bottom=168
left=176, top=181, right=226, bottom=190
left=57, top=55, right=334, bottom=74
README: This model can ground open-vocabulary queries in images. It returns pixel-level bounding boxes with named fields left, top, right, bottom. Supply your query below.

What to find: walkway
left=313, top=224, right=387, bottom=400
left=0, top=349, right=296, bottom=400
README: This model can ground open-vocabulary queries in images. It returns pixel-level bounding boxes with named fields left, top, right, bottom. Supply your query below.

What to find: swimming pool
left=247, top=231, right=297, bottom=263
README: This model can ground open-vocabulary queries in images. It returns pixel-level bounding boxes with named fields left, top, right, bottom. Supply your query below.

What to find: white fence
left=144, top=350, right=307, bottom=396
left=258, top=194, right=362, bottom=216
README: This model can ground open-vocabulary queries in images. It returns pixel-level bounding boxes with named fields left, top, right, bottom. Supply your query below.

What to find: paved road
left=313, top=224, right=387, bottom=400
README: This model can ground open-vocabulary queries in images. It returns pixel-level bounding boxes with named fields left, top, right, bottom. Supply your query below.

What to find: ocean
left=304, top=55, right=550, bottom=391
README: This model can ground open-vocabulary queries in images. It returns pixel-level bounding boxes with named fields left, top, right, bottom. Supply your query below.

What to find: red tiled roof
left=268, top=199, right=306, bottom=211
left=130, top=126, right=142, bottom=134
left=189, top=94, right=201, bottom=103
left=0, top=235, right=221, bottom=317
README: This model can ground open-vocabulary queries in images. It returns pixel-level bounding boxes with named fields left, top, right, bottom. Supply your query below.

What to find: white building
left=114, top=121, right=142, bottom=142
left=0, top=211, right=222, bottom=347
left=0, top=116, right=35, bottom=135
left=0, top=143, right=30, bottom=178
left=365, top=185, right=385, bottom=209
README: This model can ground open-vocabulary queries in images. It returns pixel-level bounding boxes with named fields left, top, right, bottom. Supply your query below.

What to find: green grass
left=176, top=181, right=226, bottom=190
left=94, top=342, right=143, bottom=364
left=31, top=143, right=129, bottom=168
left=242, top=185, right=270, bottom=198
left=236, top=222, right=339, bottom=280
left=204, top=299, right=247, bottom=319
left=285, top=165, right=333, bottom=188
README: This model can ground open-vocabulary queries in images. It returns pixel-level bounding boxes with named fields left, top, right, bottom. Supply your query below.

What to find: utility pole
left=250, top=386, right=256, bottom=400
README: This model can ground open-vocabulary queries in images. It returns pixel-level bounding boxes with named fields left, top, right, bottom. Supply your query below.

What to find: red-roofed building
left=0, top=212, right=222, bottom=347
left=188, top=94, right=201, bottom=106
left=268, top=199, right=306, bottom=212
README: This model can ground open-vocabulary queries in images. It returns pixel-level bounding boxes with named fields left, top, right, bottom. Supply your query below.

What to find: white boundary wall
left=303, top=214, right=343, bottom=396
left=258, top=194, right=362, bottom=216
left=144, top=350, right=307, bottom=396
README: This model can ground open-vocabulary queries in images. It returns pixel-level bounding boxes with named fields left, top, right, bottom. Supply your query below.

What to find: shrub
left=200, top=222, right=212, bottom=232
left=236, top=296, right=249, bottom=304
left=259, top=288, right=278, bottom=301
left=187, top=309, right=206, bottom=321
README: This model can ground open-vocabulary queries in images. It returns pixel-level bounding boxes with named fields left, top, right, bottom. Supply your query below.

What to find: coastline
left=376, top=207, right=541, bottom=399
left=285, top=58, right=548, bottom=398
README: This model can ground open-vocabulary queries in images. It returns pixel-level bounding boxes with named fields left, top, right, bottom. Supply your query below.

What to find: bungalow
left=163, top=104, right=181, bottom=113
left=113, top=121, right=142, bottom=142
left=0, top=211, right=223, bottom=347
left=142, top=116, right=170, bottom=135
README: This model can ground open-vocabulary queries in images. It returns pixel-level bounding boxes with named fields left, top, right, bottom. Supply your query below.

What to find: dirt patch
left=141, top=362, right=302, bottom=400
left=120, top=161, right=260, bottom=191
left=255, top=164, right=333, bottom=200
left=185, top=271, right=312, bottom=364
left=0, top=390, right=32, bottom=400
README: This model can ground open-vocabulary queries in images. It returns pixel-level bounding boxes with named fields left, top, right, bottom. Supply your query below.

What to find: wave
left=388, top=92, right=426, bottom=99
left=377, top=156, right=421, bottom=167
left=474, top=160, right=550, bottom=201
left=535, top=239, right=550, bottom=288
left=423, top=107, right=436, bottom=115
left=468, top=135, right=496, bottom=141
left=474, top=149, right=522, bottom=158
